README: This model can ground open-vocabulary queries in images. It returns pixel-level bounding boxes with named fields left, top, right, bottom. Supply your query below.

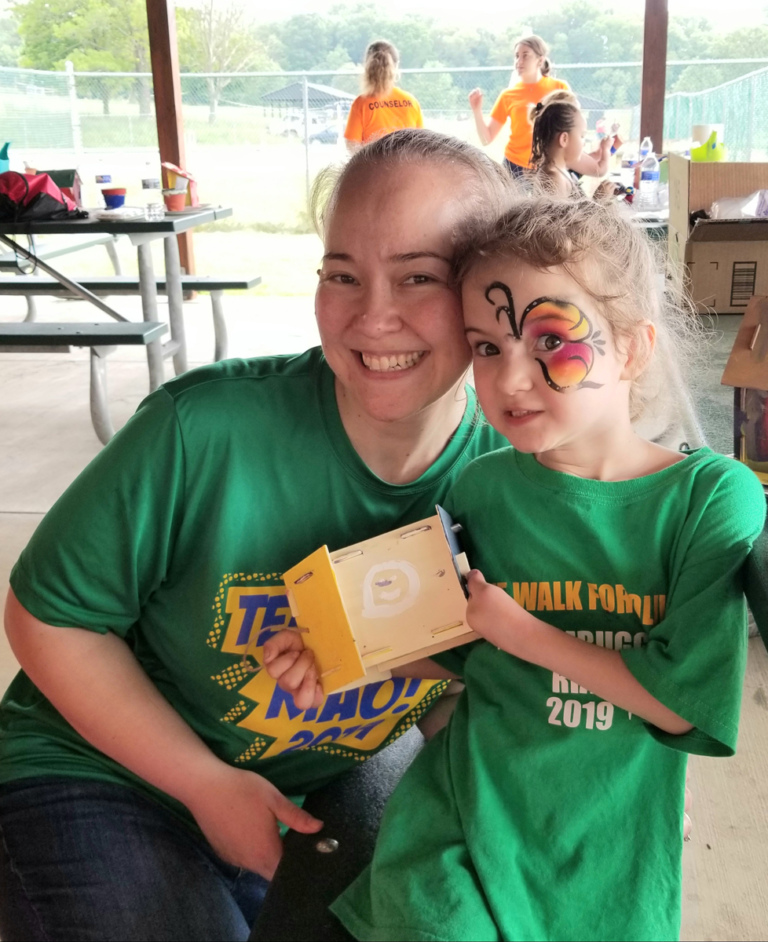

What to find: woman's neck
left=335, top=381, right=468, bottom=485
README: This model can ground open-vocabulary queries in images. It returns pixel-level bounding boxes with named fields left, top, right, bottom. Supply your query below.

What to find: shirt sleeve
left=10, top=388, right=186, bottom=637
left=344, top=97, right=364, bottom=142
left=621, top=462, right=766, bottom=757
left=489, top=91, right=509, bottom=125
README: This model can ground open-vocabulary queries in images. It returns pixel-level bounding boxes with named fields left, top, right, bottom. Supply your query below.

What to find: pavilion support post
left=639, top=0, right=669, bottom=153
left=145, top=0, right=195, bottom=275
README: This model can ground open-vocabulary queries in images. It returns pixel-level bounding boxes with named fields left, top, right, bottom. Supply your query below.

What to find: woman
left=468, top=35, right=570, bottom=177
left=0, top=130, right=510, bottom=942
left=344, top=40, right=424, bottom=153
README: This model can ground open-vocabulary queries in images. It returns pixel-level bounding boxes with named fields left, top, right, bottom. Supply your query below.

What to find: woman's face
left=515, top=44, right=544, bottom=83
left=316, top=161, right=472, bottom=426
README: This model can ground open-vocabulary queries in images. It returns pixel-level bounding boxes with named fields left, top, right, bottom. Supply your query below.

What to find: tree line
left=2, top=0, right=767, bottom=119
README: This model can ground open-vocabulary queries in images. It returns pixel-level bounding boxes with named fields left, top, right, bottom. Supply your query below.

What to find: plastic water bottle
left=141, top=163, right=164, bottom=220
left=639, top=135, right=652, bottom=158
left=636, top=140, right=660, bottom=211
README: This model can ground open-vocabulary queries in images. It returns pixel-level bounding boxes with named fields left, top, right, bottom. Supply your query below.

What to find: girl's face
left=514, top=44, right=544, bottom=83
left=462, top=258, right=636, bottom=471
left=316, top=162, right=472, bottom=426
left=562, top=112, right=587, bottom=164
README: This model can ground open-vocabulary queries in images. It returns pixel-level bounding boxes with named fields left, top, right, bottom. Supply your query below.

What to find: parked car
left=309, top=125, right=340, bottom=145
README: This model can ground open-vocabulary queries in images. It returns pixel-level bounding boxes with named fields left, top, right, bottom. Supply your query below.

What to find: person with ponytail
left=468, top=35, right=571, bottom=177
left=530, top=91, right=618, bottom=197
left=344, top=40, right=424, bottom=153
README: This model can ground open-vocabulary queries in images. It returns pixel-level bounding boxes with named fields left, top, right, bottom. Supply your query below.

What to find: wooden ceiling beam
left=640, top=0, right=669, bottom=152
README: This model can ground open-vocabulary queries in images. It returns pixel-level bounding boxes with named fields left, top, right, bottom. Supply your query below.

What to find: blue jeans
left=0, top=777, right=269, bottom=941
left=503, top=159, right=528, bottom=178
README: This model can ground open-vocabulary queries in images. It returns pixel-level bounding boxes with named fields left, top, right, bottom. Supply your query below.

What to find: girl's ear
left=558, top=131, right=569, bottom=150
left=620, top=321, right=656, bottom=380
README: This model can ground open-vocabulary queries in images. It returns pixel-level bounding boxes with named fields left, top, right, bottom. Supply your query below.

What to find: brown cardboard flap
left=721, top=296, right=768, bottom=390
left=689, top=219, right=768, bottom=243
left=668, top=154, right=768, bottom=237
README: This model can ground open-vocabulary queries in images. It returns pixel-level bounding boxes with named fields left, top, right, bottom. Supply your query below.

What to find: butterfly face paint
left=484, top=281, right=605, bottom=392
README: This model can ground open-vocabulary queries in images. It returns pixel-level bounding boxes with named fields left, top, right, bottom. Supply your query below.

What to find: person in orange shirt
left=344, top=40, right=424, bottom=153
left=469, top=35, right=604, bottom=180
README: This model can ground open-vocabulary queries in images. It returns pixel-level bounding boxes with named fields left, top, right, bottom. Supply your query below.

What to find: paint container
left=102, top=187, right=126, bottom=209
left=163, top=190, right=186, bottom=211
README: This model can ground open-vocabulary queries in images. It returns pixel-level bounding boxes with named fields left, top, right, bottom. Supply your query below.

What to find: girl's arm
left=4, top=589, right=323, bottom=878
left=468, top=88, right=503, bottom=146
left=569, top=137, right=611, bottom=177
left=465, top=570, right=693, bottom=735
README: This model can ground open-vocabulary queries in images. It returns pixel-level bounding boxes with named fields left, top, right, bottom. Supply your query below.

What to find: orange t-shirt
left=344, top=86, right=424, bottom=144
left=490, top=76, right=570, bottom=166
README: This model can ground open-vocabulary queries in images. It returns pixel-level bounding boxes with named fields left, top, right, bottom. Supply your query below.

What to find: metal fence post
left=303, top=75, right=310, bottom=211
left=65, top=60, right=83, bottom=160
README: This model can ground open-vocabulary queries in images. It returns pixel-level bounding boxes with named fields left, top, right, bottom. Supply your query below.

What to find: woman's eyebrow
left=321, top=252, right=352, bottom=262
left=391, top=252, right=451, bottom=263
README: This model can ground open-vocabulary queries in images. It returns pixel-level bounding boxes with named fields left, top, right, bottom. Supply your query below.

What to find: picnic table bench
left=0, top=321, right=167, bottom=445
left=0, top=274, right=262, bottom=361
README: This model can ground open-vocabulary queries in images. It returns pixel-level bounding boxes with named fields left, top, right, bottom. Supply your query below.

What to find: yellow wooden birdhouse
left=282, top=506, right=476, bottom=694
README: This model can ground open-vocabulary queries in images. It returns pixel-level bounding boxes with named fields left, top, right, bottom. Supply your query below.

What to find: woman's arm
left=468, top=88, right=503, bottom=146
left=465, top=571, right=693, bottom=735
left=4, top=589, right=322, bottom=878
left=263, top=631, right=458, bottom=711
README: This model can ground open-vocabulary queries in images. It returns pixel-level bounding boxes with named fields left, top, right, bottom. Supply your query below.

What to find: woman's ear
left=620, top=321, right=656, bottom=380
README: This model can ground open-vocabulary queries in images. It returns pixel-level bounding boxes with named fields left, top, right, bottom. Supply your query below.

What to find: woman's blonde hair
left=515, top=35, right=552, bottom=77
left=311, top=128, right=514, bottom=240
left=454, top=195, right=703, bottom=427
left=362, top=40, right=399, bottom=97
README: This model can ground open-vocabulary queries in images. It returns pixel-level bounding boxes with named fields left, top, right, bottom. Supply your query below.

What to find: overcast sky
left=244, top=0, right=763, bottom=32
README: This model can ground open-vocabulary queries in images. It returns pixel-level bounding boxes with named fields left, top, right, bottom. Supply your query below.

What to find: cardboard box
left=721, top=295, right=768, bottom=484
left=668, top=154, right=768, bottom=314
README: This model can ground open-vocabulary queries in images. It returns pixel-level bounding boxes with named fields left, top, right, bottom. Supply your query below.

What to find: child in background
left=344, top=40, right=424, bottom=152
left=269, top=196, right=766, bottom=941
left=530, top=92, right=614, bottom=197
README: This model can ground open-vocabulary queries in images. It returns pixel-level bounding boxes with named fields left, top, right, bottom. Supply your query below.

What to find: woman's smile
left=360, top=350, right=427, bottom=372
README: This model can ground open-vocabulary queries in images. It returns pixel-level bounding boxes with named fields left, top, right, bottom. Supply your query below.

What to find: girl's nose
left=497, top=351, right=535, bottom=393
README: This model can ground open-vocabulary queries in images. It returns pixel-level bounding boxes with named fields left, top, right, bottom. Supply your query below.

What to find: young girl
left=344, top=40, right=424, bottom=152
left=530, top=92, right=616, bottom=198
left=270, top=196, right=765, bottom=940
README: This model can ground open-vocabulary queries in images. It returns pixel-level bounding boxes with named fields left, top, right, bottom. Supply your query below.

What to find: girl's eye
left=535, top=334, right=563, bottom=352
left=474, top=341, right=500, bottom=357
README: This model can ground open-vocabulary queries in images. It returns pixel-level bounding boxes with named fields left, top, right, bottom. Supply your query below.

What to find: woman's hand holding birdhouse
left=263, top=630, right=324, bottom=710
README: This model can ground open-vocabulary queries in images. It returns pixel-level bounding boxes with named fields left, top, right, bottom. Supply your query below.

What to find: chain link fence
left=2, top=60, right=767, bottom=232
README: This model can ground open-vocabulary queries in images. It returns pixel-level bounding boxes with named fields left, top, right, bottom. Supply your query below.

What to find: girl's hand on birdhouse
left=262, top=631, right=324, bottom=710
left=465, top=569, right=540, bottom=659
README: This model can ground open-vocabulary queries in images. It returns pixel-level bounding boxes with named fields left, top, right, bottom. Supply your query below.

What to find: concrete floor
left=0, top=295, right=766, bottom=941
